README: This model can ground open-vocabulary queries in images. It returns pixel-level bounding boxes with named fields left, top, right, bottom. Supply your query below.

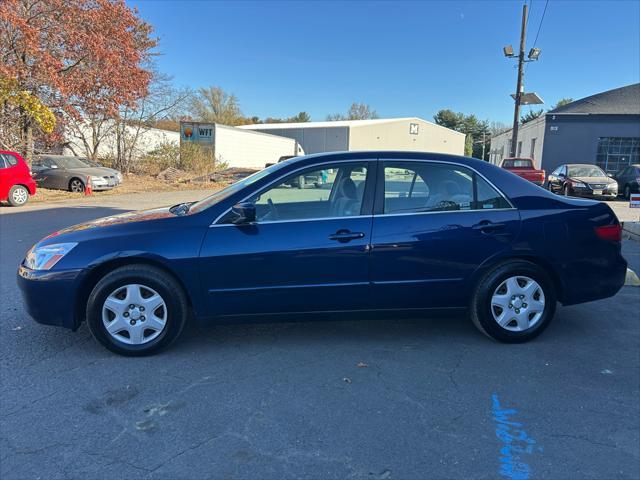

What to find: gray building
left=490, top=83, right=640, bottom=174
left=239, top=117, right=465, bottom=156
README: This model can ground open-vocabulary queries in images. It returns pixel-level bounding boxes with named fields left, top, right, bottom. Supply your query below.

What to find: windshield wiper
left=169, top=202, right=193, bottom=216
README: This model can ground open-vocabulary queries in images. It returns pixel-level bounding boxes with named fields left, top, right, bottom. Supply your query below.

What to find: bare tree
left=188, top=86, right=244, bottom=126
left=327, top=102, right=378, bottom=121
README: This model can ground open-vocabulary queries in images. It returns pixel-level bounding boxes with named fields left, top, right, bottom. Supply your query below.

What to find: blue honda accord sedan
left=18, top=151, right=627, bottom=355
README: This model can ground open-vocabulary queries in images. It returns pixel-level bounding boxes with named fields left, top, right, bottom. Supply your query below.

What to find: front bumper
left=17, top=265, right=85, bottom=330
left=570, top=189, right=618, bottom=199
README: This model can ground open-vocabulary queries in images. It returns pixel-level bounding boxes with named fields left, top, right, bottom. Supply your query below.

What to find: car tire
left=563, top=184, right=570, bottom=196
left=470, top=260, right=557, bottom=343
left=69, top=177, right=85, bottom=193
left=86, top=264, right=188, bottom=356
left=8, top=185, right=29, bottom=206
left=624, top=185, right=631, bottom=199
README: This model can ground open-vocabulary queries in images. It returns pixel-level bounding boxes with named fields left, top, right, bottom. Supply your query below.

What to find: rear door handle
left=329, top=229, right=365, bottom=243
left=472, top=221, right=506, bottom=233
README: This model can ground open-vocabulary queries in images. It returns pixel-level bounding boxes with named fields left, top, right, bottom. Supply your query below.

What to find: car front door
left=370, top=160, right=520, bottom=309
left=199, top=160, right=375, bottom=317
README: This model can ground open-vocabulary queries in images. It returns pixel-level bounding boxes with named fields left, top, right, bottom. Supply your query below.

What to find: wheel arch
left=469, top=254, right=565, bottom=304
left=74, top=256, right=194, bottom=330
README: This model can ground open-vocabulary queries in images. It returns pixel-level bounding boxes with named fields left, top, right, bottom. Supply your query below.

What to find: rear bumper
left=561, top=253, right=627, bottom=305
left=17, top=265, right=85, bottom=330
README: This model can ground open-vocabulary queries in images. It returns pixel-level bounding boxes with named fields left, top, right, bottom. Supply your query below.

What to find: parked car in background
left=18, top=151, right=626, bottom=356
left=81, top=158, right=123, bottom=185
left=547, top=164, right=618, bottom=199
left=613, top=164, right=640, bottom=199
left=32, top=155, right=121, bottom=192
left=0, top=151, right=37, bottom=207
left=500, top=157, right=546, bottom=186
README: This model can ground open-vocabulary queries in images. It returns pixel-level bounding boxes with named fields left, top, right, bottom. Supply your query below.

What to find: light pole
left=504, top=3, right=542, bottom=157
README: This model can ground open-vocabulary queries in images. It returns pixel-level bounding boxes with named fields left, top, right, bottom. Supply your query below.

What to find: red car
left=0, top=150, right=37, bottom=206
left=500, top=157, right=546, bottom=186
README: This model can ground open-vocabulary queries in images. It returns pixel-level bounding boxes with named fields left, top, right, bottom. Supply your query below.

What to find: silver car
left=32, top=155, right=122, bottom=192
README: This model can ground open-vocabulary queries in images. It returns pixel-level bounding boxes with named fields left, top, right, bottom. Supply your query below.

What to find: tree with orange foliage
left=0, top=0, right=156, bottom=163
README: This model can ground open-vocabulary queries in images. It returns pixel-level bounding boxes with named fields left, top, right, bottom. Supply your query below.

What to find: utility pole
left=510, top=3, right=528, bottom=157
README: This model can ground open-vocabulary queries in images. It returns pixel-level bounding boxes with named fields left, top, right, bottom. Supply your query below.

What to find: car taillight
left=594, top=224, right=622, bottom=242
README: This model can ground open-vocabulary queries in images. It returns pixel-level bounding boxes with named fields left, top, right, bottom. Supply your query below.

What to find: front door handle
left=329, top=229, right=365, bottom=243
left=472, top=221, right=506, bottom=233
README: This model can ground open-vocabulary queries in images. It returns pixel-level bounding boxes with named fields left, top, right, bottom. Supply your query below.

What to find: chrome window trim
left=209, top=214, right=373, bottom=228
left=209, top=157, right=516, bottom=226
left=210, top=158, right=372, bottom=226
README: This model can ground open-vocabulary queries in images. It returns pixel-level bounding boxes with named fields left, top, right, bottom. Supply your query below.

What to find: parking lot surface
left=1, top=194, right=639, bottom=479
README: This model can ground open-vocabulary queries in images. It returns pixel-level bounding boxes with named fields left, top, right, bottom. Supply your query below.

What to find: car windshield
left=50, top=157, right=92, bottom=169
left=568, top=166, right=606, bottom=177
left=188, top=161, right=291, bottom=214
left=502, top=159, right=533, bottom=168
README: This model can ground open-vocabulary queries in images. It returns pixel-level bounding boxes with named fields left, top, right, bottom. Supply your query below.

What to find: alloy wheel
left=70, top=179, right=84, bottom=192
left=12, top=187, right=28, bottom=205
left=102, top=284, right=167, bottom=345
left=490, top=276, right=545, bottom=332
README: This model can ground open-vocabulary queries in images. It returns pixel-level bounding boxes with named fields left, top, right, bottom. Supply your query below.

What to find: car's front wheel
left=86, top=264, right=188, bottom=356
left=624, top=185, right=631, bottom=199
left=8, top=185, right=29, bottom=206
left=69, top=177, right=85, bottom=193
left=470, top=261, right=557, bottom=343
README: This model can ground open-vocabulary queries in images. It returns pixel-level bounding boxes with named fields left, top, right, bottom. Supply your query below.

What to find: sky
left=128, top=0, right=640, bottom=124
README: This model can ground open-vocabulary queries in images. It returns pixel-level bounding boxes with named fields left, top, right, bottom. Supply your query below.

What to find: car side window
left=0, top=154, right=7, bottom=169
left=223, top=162, right=369, bottom=223
left=384, top=162, right=473, bottom=213
left=382, top=161, right=510, bottom=214
left=4, top=154, right=18, bottom=167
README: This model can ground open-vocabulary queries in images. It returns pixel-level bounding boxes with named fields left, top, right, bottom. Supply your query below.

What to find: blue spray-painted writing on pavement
left=491, top=393, right=537, bottom=480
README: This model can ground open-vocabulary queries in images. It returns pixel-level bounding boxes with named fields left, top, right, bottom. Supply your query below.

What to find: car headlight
left=25, top=243, right=77, bottom=270
left=90, top=176, right=107, bottom=184
left=572, top=181, right=587, bottom=188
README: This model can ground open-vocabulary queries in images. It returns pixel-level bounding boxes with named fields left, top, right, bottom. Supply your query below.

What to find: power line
left=532, top=0, right=549, bottom=48
left=526, top=0, right=534, bottom=30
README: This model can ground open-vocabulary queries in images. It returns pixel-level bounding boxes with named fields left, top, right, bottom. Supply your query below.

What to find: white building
left=64, top=121, right=180, bottom=159
left=489, top=115, right=546, bottom=168
left=239, top=117, right=465, bottom=156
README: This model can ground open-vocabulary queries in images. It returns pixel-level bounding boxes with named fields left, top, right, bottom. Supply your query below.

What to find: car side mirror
left=231, top=202, right=256, bottom=224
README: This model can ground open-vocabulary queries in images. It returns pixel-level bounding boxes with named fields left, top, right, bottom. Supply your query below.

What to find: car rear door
left=198, top=160, right=376, bottom=317
left=369, top=159, right=520, bottom=309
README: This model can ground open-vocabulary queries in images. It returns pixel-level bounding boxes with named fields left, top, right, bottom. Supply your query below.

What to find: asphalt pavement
left=0, top=197, right=638, bottom=480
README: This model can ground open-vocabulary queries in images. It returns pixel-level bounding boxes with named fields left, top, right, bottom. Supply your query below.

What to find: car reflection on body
left=18, top=151, right=627, bottom=356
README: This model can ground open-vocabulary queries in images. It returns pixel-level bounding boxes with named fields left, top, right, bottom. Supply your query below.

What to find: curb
left=622, top=222, right=640, bottom=243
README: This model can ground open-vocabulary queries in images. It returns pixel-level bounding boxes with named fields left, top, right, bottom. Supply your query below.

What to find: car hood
left=43, top=207, right=176, bottom=239
left=570, top=176, right=616, bottom=185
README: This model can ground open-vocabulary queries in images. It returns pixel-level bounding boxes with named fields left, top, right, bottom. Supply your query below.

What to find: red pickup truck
left=500, top=157, right=545, bottom=186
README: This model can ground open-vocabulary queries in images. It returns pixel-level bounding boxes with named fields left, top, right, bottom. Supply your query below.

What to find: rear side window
left=4, top=154, right=18, bottom=167
left=0, top=155, right=7, bottom=169
left=382, top=161, right=511, bottom=214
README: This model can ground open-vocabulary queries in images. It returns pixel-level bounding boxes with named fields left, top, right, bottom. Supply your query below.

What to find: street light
left=528, top=47, right=541, bottom=60
left=503, top=45, right=515, bottom=57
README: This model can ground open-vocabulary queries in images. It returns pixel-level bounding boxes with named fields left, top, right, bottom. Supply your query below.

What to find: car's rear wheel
left=470, top=261, right=557, bottom=343
left=8, top=185, right=29, bottom=206
left=86, top=265, right=188, bottom=356
left=69, top=178, right=85, bottom=193
left=624, top=185, right=631, bottom=199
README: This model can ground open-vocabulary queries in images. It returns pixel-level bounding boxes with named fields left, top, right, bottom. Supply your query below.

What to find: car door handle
left=329, top=230, right=365, bottom=243
left=472, top=221, right=506, bottom=233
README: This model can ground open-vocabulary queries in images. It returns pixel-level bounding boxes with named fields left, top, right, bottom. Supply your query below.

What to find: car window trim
left=375, top=158, right=515, bottom=216
left=210, top=158, right=376, bottom=226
